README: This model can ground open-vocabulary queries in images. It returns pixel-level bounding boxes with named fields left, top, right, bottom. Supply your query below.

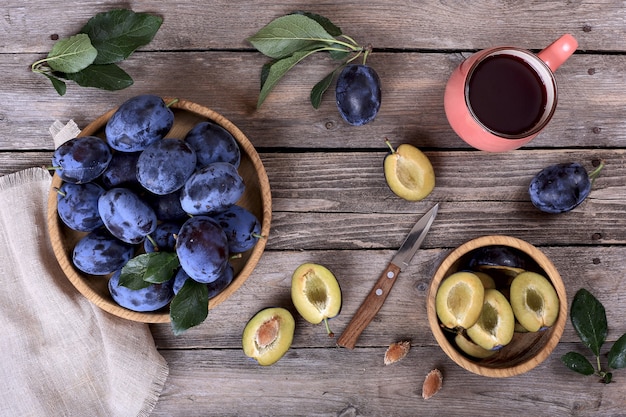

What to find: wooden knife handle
left=336, top=262, right=401, bottom=349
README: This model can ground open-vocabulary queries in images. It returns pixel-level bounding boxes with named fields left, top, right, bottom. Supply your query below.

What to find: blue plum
left=335, top=64, right=382, bottom=126
left=57, top=182, right=105, bottom=232
left=529, top=162, right=601, bottom=214
left=136, top=138, right=197, bottom=195
left=212, top=205, right=261, bottom=253
left=144, top=221, right=181, bottom=253
left=179, top=162, right=245, bottom=215
left=98, top=188, right=157, bottom=244
left=73, top=228, right=135, bottom=275
left=175, top=216, right=229, bottom=284
left=145, top=190, right=188, bottom=222
left=108, top=269, right=174, bottom=312
left=173, top=264, right=234, bottom=298
left=101, top=151, right=141, bottom=189
left=52, top=136, right=112, bottom=183
left=105, top=94, right=174, bottom=152
left=184, top=121, right=241, bottom=168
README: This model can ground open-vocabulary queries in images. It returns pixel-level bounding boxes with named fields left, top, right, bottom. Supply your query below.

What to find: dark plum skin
left=105, top=94, right=174, bottom=152
left=184, top=121, right=241, bottom=169
left=466, top=245, right=530, bottom=271
left=52, top=136, right=112, bottom=184
left=73, top=228, right=135, bottom=275
left=136, top=138, right=197, bottom=195
left=212, top=205, right=261, bottom=253
left=335, top=64, right=382, bottom=126
left=101, top=151, right=141, bottom=189
left=179, top=162, right=245, bottom=215
left=108, top=269, right=174, bottom=312
left=175, top=216, right=229, bottom=284
left=145, top=190, right=188, bottom=221
left=57, top=182, right=105, bottom=232
left=98, top=188, right=157, bottom=244
left=173, top=264, right=234, bottom=298
left=144, top=221, right=181, bottom=253
left=529, top=162, right=592, bottom=214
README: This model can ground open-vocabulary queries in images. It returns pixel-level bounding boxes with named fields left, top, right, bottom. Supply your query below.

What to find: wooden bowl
left=427, top=235, right=567, bottom=377
left=47, top=98, right=272, bottom=323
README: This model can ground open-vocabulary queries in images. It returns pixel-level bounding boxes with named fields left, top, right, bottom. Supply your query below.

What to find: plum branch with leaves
left=561, top=288, right=626, bottom=383
left=247, top=11, right=382, bottom=126
left=31, top=9, right=162, bottom=96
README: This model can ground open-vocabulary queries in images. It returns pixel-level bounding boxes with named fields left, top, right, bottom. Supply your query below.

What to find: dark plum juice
left=467, top=54, right=547, bottom=137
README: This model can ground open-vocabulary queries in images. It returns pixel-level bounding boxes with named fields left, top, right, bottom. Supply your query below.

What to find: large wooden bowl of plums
left=427, top=235, right=567, bottom=377
left=47, top=96, right=272, bottom=327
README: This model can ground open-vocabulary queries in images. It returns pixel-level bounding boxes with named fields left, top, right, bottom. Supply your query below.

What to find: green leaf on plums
left=561, top=352, right=595, bottom=376
left=170, top=279, right=209, bottom=336
left=45, top=34, right=98, bottom=74
left=248, top=12, right=367, bottom=109
left=62, top=63, right=134, bottom=91
left=570, top=288, right=607, bottom=357
left=608, top=333, right=626, bottom=369
left=119, top=252, right=179, bottom=289
left=80, top=9, right=163, bottom=65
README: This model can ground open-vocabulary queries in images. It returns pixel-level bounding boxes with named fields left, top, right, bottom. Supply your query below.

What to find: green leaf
left=257, top=49, right=318, bottom=108
left=608, top=333, right=626, bottom=369
left=80, top=9, right=163, bottom=65
left=119, top=252, right=179, bottom=289
left=170, top=278, right=209, bottom=335
left=570, top=288, right=607, bottom=356
left=42, top=73, right=67, bottom=96
left=143, top=252, right=180, bottom=284
left=291, top=11, right=342, bottom=36
left=259, top=61, right=273, bottom=92
left=561, top=351, right=595, bottom=375
left=247, top=14, right=336, bottom=59
left=63, top=63, right=134, bottom=91
left=310, top=68, right=339, bottom=109
left=46, top=33, right=97, bottom=73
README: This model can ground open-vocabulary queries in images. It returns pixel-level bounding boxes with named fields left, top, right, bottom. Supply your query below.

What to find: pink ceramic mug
left=444, top=34, right=578, bottom=152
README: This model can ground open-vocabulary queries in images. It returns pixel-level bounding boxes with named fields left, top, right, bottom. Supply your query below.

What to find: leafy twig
left=247, top=11, right=371, bottom=109
left=31, top=9, right=162, bottom=96
left=561, top=288, right=626, bottom=383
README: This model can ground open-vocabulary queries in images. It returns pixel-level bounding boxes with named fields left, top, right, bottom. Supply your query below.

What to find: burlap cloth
left=0, top=126, right=169, bottom=416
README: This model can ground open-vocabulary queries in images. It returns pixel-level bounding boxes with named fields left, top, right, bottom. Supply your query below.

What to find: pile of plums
left=53, top=94, right=261, bottom=312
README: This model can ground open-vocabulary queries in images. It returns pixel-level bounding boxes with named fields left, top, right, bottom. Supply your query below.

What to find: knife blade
left=336, top=203, right=439, bottom=349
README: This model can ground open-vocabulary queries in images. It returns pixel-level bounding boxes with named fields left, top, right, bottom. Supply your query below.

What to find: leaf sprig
left=247, top=11, right=372, bottom=109
left=561, top=288, right=626, bottom=383
left=119, top=251, right=208, bottom=336
left=31, top=9, right=162, bottom=96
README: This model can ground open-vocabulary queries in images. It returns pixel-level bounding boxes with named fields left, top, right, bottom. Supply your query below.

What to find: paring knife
left=336, top=203, right=439, bottom=349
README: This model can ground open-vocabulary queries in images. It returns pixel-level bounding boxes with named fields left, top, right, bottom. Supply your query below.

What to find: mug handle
left=537, top=34, right=578, bottom=72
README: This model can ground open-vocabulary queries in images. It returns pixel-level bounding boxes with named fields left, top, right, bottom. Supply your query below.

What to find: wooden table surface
left=3, top=1, right=626, bottom=416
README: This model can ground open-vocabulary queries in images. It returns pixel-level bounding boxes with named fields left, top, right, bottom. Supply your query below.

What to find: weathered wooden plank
left=4, top=150, right=624, bottom=247
left=149, top=246, right=626, bottom=350
left=2, top=52, right=626, bottom=150
left=150, top=343, right=626, bottom=417
left=3, top=0, right=625, bottom=53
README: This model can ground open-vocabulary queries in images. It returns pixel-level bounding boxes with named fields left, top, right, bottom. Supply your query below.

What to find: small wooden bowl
left=427, top=235, right=567, bottom=377
left=47, top=98, right=272, bottom=323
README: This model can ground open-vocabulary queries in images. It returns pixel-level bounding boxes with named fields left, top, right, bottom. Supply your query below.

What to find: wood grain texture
left=3, top=53, right=626, bottom=150
left=3, top=0, right=626, bottom=415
